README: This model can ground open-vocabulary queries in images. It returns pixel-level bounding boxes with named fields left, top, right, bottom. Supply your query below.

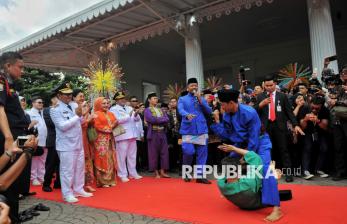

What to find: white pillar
left=111, top=47, right=120, bottom=65
left=307, top=0, right=338, bottom=77
left=185, top=24, right=204, bottom=89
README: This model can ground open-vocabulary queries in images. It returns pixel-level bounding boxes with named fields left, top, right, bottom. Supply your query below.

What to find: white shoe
left=75, top=191, right=93, bottom=198
left=120, top=177, right=129, bottom=182
left=32, top=179, right=41, bottom=186
left=303, top=171, right=314, bottom=180
left=65, top=195, right=79, bottom=203
left=131, top=175, right=143, bottom=180
left=317, top=170, right=329, bottom=178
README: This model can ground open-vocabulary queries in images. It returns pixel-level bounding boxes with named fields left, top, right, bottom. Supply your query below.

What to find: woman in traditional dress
left=92, top=97, right=118, bottom=187
left=73, top=89, right=96, bottom=193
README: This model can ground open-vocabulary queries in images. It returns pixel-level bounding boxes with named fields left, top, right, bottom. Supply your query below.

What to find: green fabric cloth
left=217, top=151, right=263, bottom=195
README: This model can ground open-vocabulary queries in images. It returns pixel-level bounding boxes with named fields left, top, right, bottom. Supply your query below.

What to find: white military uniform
left=135, top=113, right=144, bottom=141
left=28, top=107, right=48, bottom=183
left=110, top=104, right=141, bottom=179
left=50, top=100, right=85, bottom=199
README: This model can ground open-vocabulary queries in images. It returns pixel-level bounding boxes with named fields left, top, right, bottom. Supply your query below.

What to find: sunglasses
left=36, top=101, right=43, bottom=104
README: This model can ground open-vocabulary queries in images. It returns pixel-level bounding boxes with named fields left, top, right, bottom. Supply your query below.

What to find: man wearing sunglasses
left=28, top=96, right=48, bottom=186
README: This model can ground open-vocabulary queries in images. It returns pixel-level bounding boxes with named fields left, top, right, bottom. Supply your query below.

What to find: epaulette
left=0, top=73, right=11, bottom=96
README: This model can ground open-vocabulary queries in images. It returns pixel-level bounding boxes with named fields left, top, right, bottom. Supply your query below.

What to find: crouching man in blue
left=217, top=143, right=283, bottom=222
left=211, top=89, right=282, bottom=222
left=178, top=78, right=212, bottom=184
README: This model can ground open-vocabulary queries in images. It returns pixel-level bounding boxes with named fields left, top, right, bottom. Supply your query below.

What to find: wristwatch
left=5, top=150, right=13, bottom=158
left=5, top=150, right=15, bottom=162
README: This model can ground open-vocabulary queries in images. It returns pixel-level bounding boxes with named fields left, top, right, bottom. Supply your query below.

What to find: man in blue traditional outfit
left=211, top=89, right=282, bottom=222
left=178, top=77, right=212, bottom=184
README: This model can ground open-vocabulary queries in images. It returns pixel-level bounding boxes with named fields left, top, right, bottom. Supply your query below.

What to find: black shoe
left=332, top=174, right=346, bottom=181
left=53, top=183, right=61, bottom=189
left=183, top=177, right=191, bottom=182
left=196, top=178, right=212, bottom=184
left=28, top=210, right=40, bottom=216
left=42, top=186, right=53, bottom=192
left=19, top=212, right=34, bottom=222
left=23, top=192, right=36, bottom=196
left=285, top=175, right=294, bottom=182
left=34, top=203, right=50, bottom=211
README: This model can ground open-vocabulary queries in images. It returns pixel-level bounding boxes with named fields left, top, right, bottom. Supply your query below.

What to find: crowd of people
left=0, top=50, right=346, bottom=223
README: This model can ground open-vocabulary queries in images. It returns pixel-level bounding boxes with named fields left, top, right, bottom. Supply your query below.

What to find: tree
left=17, top=68, right=90, bottom=107
left=17, top=68, right=61, bottom=106
left=63, top=73, right=90, bottom=99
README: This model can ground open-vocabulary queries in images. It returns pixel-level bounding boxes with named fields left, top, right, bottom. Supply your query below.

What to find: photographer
left=330, top=65, right=347, bottom=181
left=0, top=52, right=38, bottom=223
left=298, top=96, right=330, bottom=180
left=0, top=138, right=37, bottom=190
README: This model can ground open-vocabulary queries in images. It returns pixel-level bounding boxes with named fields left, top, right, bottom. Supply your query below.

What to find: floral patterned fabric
left=93, top=97, right=118, bottom=187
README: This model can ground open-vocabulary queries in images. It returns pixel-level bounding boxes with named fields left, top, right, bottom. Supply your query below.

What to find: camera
left=321, top=68, right=342, bottom=86
left=17, top=127, right=38, bottom=148
left=28, top=127, right=39, bottom=137
left=242, top=80, right=251, bottom=86
left=17, top=136, right=29, bottom=148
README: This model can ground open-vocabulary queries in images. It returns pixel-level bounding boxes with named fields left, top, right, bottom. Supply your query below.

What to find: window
left=142, top=81, right=160, bottom=102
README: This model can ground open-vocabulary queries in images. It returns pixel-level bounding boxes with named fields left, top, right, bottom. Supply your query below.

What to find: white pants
left=116, top=138, right=138, bottom=178
left=31, top=147, right=48, bottom=182
left=57, top=150, right=85, bottom=199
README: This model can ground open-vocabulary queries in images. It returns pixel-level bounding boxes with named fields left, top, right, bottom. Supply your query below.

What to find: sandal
left=34, top=203, right=50, bottom=211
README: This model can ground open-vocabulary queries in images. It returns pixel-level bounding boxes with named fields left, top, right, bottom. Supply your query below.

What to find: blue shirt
left=178, top=93, right=212, bottom=135
left=210, top=104, right=261, bottom=152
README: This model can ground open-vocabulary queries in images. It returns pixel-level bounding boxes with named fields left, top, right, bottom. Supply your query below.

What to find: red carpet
left=31, top=177, right=347, bottom=224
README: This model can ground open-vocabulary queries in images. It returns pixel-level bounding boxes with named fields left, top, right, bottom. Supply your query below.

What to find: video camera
left=321, top=55, right=342, bottom=88
left=239, top=66, right=251, bottom=86
left=321, top=68, right=342, bottom=86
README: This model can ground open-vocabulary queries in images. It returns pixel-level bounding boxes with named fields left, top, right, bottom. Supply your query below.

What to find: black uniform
left=42, top=107, right=60, bottom=188
left=0, top=73, right=30, bottom=223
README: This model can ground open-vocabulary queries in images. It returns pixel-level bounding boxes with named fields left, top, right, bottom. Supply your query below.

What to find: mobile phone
left=325, top=55, right=337, bottom=62
left=17, top=136, right=29, bottom=148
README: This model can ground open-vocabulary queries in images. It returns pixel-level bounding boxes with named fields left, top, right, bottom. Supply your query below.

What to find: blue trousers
left=182, top=143, right=208, bottom=176
left=229, top=134, right=280, bottom=206
left=257, top=134, right=280, bottom=207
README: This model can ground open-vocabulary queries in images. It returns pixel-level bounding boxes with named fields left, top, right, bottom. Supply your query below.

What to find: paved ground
left=20, top=197, right=186, bottom=224
left=20, top=173, right=347, bottom=224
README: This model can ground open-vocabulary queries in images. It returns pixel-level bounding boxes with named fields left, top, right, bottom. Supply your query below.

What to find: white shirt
left=110, top=104, right=140, bottom=142
left=28, top=107, right=47, bottom=147
left=135, top=117, right=144, bottom=140
left=50, top=100, right=83, bottom=151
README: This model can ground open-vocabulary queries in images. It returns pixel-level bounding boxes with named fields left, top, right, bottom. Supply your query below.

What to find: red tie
left=269, top=92, right=276, bottom=121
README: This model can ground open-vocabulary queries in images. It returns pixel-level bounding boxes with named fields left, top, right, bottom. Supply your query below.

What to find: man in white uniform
left=28, top=96, right=48, bottom=186
left=110, top=91, right=142, bottom=182
left=50, top=82, right=93, bottom=203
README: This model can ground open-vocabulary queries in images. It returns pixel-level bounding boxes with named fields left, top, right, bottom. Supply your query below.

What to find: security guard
left=0, top=52, right=36, bottom=223
left=50, top=82, right=93, bottom=203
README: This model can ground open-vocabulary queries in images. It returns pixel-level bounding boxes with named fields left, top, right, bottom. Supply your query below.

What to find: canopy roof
left=1, top=0, right=274, bottom=71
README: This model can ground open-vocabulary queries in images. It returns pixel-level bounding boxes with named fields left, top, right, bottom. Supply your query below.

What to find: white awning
left=1, top=0, right=274, bottom=71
